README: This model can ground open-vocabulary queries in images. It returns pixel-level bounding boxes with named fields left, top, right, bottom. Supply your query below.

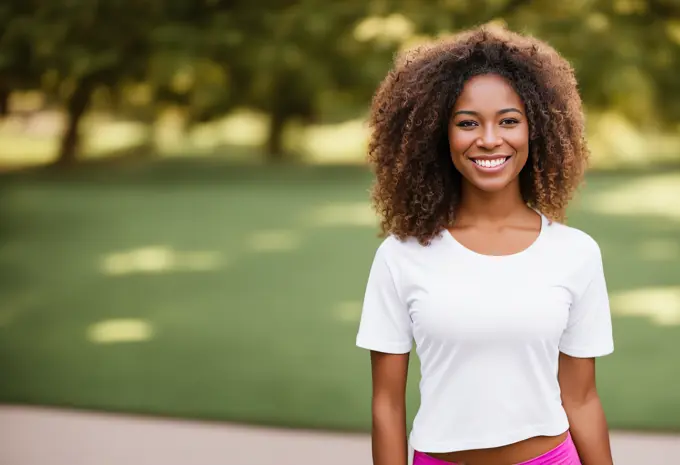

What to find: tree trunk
left=0, top=84, right=9, bottom=118
left=55, top=74, right=101, bottom=167
left=265, top=111, right=286, bottom=162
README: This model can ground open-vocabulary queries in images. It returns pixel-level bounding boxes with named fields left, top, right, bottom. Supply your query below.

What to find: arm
left=356, top=241, right=413, bottom=464
left=558, top=352, right=614, bottom=465
left=370, top=350, right=410, bottom=465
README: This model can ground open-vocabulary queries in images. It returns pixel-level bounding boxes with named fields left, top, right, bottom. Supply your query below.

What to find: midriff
left=424, top=431, right=569, bottom=465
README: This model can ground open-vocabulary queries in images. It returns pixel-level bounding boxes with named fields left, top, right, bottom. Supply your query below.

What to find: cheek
left=448, top=130, right=474, bottom=156
left=507, top=127, right=530, bottom=152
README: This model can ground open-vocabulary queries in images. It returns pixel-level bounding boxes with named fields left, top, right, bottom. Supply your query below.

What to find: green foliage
left=1, top=0, right=680, bottom=162
left=388, top=0, right=680, bottom=129
left=1, top=0, right=162, bottom=88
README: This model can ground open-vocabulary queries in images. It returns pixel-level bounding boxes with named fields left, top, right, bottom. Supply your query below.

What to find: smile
left=468, top=156, right=511, bottom=171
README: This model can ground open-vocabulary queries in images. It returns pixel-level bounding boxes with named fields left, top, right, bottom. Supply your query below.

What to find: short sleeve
left=559, top=244, right=614, bottom=358
left=355, top=242, right=413, bottom=354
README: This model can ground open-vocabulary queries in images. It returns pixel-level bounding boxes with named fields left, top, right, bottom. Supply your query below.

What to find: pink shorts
left=413, top=432, right=581, bottom=465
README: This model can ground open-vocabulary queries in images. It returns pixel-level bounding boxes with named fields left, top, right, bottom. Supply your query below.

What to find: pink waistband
left=413, top=432, right=581, bottom=465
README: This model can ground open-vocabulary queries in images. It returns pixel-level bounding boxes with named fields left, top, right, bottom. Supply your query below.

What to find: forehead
left=454, top=73, right=524, bottom=110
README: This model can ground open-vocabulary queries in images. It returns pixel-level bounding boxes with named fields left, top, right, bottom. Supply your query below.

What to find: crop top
left=355, top=213, right=614, bottom=452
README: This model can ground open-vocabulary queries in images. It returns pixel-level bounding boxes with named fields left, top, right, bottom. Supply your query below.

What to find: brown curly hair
left=368, top=25, right=589, bottom=246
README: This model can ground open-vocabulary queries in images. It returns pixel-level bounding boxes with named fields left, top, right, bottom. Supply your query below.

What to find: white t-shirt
left=355, top=212, right=614, bottom=453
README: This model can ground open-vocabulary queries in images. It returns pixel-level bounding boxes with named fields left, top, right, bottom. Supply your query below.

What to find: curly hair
left=368, top=25, right=589, bottom=246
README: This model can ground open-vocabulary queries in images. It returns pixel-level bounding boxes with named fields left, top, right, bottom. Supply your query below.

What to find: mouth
left=467, top=155, right=512, bottom=172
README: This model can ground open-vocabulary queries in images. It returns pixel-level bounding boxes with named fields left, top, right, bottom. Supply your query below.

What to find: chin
left=459, top=170, right=516, bottom=193
left=470, top=179, right=515, bottom=192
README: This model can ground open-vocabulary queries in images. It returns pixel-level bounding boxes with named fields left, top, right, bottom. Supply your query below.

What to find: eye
left=456, top=120, right=478, bottom=128
left=500, top=118, right=520, bottom=125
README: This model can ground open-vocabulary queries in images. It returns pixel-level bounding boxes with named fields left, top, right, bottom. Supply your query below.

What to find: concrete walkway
left=1, top=405, right=679, bottom=465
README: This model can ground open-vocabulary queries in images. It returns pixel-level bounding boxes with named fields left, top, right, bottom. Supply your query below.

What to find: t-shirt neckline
left=441, top=209, right=547, bottom=260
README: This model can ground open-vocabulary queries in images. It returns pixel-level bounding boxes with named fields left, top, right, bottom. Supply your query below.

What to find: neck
left=456, top=180, right=527, bottom=223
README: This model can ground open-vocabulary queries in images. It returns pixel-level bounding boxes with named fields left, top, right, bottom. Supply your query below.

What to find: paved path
left=1, top=405, right=679, bottom=464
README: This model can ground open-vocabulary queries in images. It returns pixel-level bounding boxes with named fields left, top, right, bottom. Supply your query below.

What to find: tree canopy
left=1, top=0, right=679, bottom=164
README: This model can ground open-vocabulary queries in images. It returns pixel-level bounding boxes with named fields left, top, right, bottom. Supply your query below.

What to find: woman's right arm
left=370, top=350, right=410, bottom=465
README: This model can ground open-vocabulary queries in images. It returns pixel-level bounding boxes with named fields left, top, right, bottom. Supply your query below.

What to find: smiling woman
left=356, top=25, right=615, bottom=465
left=367, top=26, right=589, bottom=246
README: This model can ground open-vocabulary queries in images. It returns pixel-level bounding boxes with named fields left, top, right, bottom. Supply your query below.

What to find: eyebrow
left=453, top=108, right=524, bottom=117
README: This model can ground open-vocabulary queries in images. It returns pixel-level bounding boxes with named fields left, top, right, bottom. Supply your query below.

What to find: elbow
left=372, top=395, right=406, bottom=424
left=562, top=388, right=600, bottom=410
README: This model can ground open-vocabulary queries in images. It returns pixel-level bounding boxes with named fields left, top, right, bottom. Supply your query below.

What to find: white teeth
left=473, top=157, right=507, bottom=168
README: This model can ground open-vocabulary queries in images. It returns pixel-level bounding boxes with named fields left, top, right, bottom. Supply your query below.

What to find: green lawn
left=0, top=161, right=679, bottom=433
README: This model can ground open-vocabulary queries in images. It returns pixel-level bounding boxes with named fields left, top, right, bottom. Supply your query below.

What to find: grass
left=0, top=160, right=679, bottom=433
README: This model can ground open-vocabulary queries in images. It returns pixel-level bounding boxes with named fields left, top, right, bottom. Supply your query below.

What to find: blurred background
left=1, top=0, right=679, bottom=463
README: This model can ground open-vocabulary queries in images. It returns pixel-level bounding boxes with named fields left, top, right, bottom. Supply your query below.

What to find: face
left=448, top=73, right=530, bottom=194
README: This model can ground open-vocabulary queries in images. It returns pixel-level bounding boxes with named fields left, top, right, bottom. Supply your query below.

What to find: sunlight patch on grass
left=637, top=240, right=680, bottom=261
left=0, top=132, right=58, bottom=167
left=0, top=107, right=271, bottom=166
left=333, top=300, right=362, bottom=323
left=585, top=173, right=680, bottom=222
left=610, top=286, right=680, bottom=326
left=101, top=246, right=223, bottom=275
left=585, top=111, right=680, bottom=168
left=304, top=202, right=377, bottom=228
left=87, top=318, right=154, bottom=344
left=300, top=118, right=368, bottom=165
left=0, top=110, right=148, bottom=166
left=154, top=108, right=268, bottom=156
left=247, top=229, right=302, bottom=252
left=152, top=107, right=188, bottom=154
left=219, top=110, right=268, bottom=147
left=186, top=111, right=266, bottom=152
left=83, top=119, right=148, bottom=156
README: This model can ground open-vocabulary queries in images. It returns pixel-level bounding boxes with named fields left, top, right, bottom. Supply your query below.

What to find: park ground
left=2, top=405, right=680, bottom=465
left=1, top=161, right=679, bottom=464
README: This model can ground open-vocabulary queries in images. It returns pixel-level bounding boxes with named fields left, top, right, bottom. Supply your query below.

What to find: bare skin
left=558, top=353, right=614, bottom=465
left=370, top=74, right=614, bottom=464
left=427, top=433, right=569, bottom=465
left=370, top=351, right=410, bottom=465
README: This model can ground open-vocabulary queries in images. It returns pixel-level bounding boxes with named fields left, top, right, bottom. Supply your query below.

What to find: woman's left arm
left=558, top=352, right=614, bottom=465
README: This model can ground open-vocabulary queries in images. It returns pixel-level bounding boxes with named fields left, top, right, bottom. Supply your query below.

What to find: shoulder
left=371, top=232, right=448, bottom=271
left=543, top=218, right=601, bottom=255
left=377, top=233, right=423, bottom=253
left=542, top=218, right=604, bottom=270
left=375, top=232, right=448, bottom=258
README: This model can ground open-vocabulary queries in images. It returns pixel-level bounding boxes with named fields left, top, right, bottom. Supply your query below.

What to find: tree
left=154, top=2, right=391, bottom=161
left=0, top=0, right=164, bottom=166
left=2, top=0, right=680, bottom=166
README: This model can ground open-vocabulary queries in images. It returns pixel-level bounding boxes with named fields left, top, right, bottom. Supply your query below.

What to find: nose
left=476, top=125, right=503, bottom=150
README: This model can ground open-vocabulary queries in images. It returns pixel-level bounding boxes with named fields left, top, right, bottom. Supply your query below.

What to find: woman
left=355, top=25, right=615, bottom=465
